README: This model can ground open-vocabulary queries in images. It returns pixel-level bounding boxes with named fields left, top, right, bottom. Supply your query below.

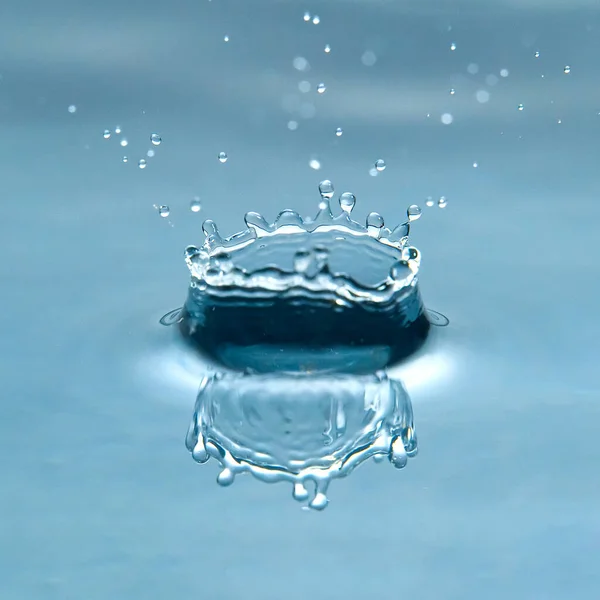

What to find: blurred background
left=1, top=0, right=599, bottom=598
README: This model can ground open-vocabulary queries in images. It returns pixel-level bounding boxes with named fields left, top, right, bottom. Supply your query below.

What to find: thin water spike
left=388, top=221, right=410, bottom=244
left=274, top=209, right=304, bottom=229
left=292, top=482, right=310, bottom=502
left=244, top=211, right=273, bottom=236
left=202, top=219, right=225, bottom=248
left=217, top=467, right=235, bottom=486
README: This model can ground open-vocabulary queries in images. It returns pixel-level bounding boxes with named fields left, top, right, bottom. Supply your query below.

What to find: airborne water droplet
left=339, top=192, right=356, bottom=213
left=335, top=127, right=343, bottom=136
left=190, top=197, right=202, bottom=213
left=68, top=104, right=77, bottom=113
left=312, top=15, right=320, bottom=24
left=317, top=83, right=326, bottom=94
left=564, top=65, right=571, bottom=74
left=534, top=51, right=540, bottom=58
left=407, top=204, right=422, bottom=221
left=103, top=129, right=111, bottom=139
left=517, top=103, right=524, bottom=111
left=438, top=196, right=448, bottom=208
left=157, top=205, right=170, bottom=218
left=218, top=151, right=228, bottom=163
left=324, top=44, right=331, bottom=53
left=303, top=11, right=311, bottom=22
left=450, top=42, right=457, bottom=51
left=115, top=126, right=122, bottom=134
left=224, top=35, right=229, bottom=42
left=151, top=133, right=162, bottom=146
left=375, top=159, right=386, bottom=172
left=120, top=139, right=128, bottom=147
left=318, top=179, right=334, bottom=199
left=122, top=156, right=128, bottom=163
left=449, top=88, right=456, bottom=95
left=425, top=197, right=434, bottom=207
left=138, top=159, right=147, bottom=169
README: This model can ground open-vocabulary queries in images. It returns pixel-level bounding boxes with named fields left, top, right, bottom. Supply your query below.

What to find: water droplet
left=407, top=204, right=422, bottom=221
left=339, top=192, right=356, bottom=213
left=317, top=83, right=326, bottom=94
left=68, top=104, right=77, bottom=113
left=534, top=50, right=540, bottom=58
left=369, top=167, right=378, bottom=177
left=120, top=139, right=128, bottom=147
left=303, top=11, right=311, bottom=22
left=324, top=44, right=331, bottom=53
left=122, top=156, right=128, bottom=163
left=476, top=90, right=490, bottom=104
left=438, top=196, right=448, bottom=208
left=441, top=113, right=454, bottom=125
left=151, top=133, right=162, bottom=146
left=224, top=35, right=229, bottom=42
left=564, top=65, right=571, bottom=74
left=425, top=197, right=434, bottom=207
left=335, top=127, right=343, bottom=137
left=375, top=159, right=386, bottom=172
left=218, top=151, right=228, bottom=163
left=288, top=120, right=298, bottom=131
left=312, top=15, right=320, bottom=24
left=517, top=103, right=524, bottom=111
left=361, top=50, right=377, bottom=67
left=309, top=158, right=321, bottom=170
left=157, top=205, right=170, bottom=218
left=449, top=88, right=456, bottom=95
left=293, top=56, right=309, bottom=71
left=473, top=161, right=479, bottom=168
left=450, top=42, right=457, bottom=51
left=318, top=180, right=334, bottom=199
left=366, top=211, right=384, bottom=235
left=190, top=197, right=202, bottom=213
left=147, top=149, right=155, bottom=158
left=500, top=68, right=509, bottom=77
left=103, top=129, right=111, bottom=139
left=138, top=159, right=147, bottom=169
left=309, top=492, right=328, bottom=511
left=217, top=468, right=235, bottom=486
left=292, top=482, right=310, bottom=501
left=115, top=126, right=122, bottom=134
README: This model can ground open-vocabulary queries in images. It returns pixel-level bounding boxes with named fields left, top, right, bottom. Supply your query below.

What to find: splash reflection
left=185, top=370, right=417, bottom=510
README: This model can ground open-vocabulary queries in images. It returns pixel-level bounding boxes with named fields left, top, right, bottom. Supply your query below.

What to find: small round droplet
left=218, top=151, right=228, bottom=163
left=303, top=11, right=311, bottom=22
left=317, top=83, right=326, bottom=94
left=312, top=15, right=320, bottom=24
left=287, top=120, right=298, bottom=131
left=122, top=156, right=128, bottom=163
left=223, top=35, right=229, bottom=42
left=450, top=42, right=457, bottom=51
left=339, top=192, right=356, bottom=213
left=115, top=126, right=122, bottom=134
left=375, top=159, right=386, bottom=172
left=324, top=44, right=331, bottom=53
left=500, top=68, right=509, bottom=77
left=473, top=161, right=478, bottom=168
left=309, top=158, right=321, bottom=170
left=309, top=492, right=328, bottom=511
left=335, top=127, right=343, bottom=136
left=407, top=204, right=422, bottom=221
left=217, top=468, right=235, bottom=487
left=120, top=139, right=128, bottom=147
left=449, top=88, right=456, bottom=95
left=517, top=103, right=524, bottom=111
left=157, top=205, right=170, bottom=218
left=425, top=197, right=434, bottom=207
left=103, top=129, right=111, bottom=139
left=318, top=180, right=334, bottom=199
left=438, top=196, right=448, bottom=208
left=534, top=51, right=540, bottom=58
left=68, top=104, right=77, bottom=113
left=366, top=211, right=384, bottom=230
left=564, top=65, right=571, bottom=74
left=441, top=113, right=454, bottom=125
left=190, top=197, right=202, bottom=213
left=150, top=133, right=162, bottom=146
left=138, top=159, right=147, bottom=169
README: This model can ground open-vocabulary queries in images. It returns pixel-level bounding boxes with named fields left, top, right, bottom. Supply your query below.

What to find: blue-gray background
left=1, top=0, right=599, bottom=598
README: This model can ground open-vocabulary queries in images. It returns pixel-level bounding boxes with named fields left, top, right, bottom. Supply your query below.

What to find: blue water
left=1, top=0, right=600, bottom=598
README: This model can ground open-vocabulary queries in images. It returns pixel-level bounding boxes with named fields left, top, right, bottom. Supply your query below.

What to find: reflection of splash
left=185, top=371, right=417, bottom=510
